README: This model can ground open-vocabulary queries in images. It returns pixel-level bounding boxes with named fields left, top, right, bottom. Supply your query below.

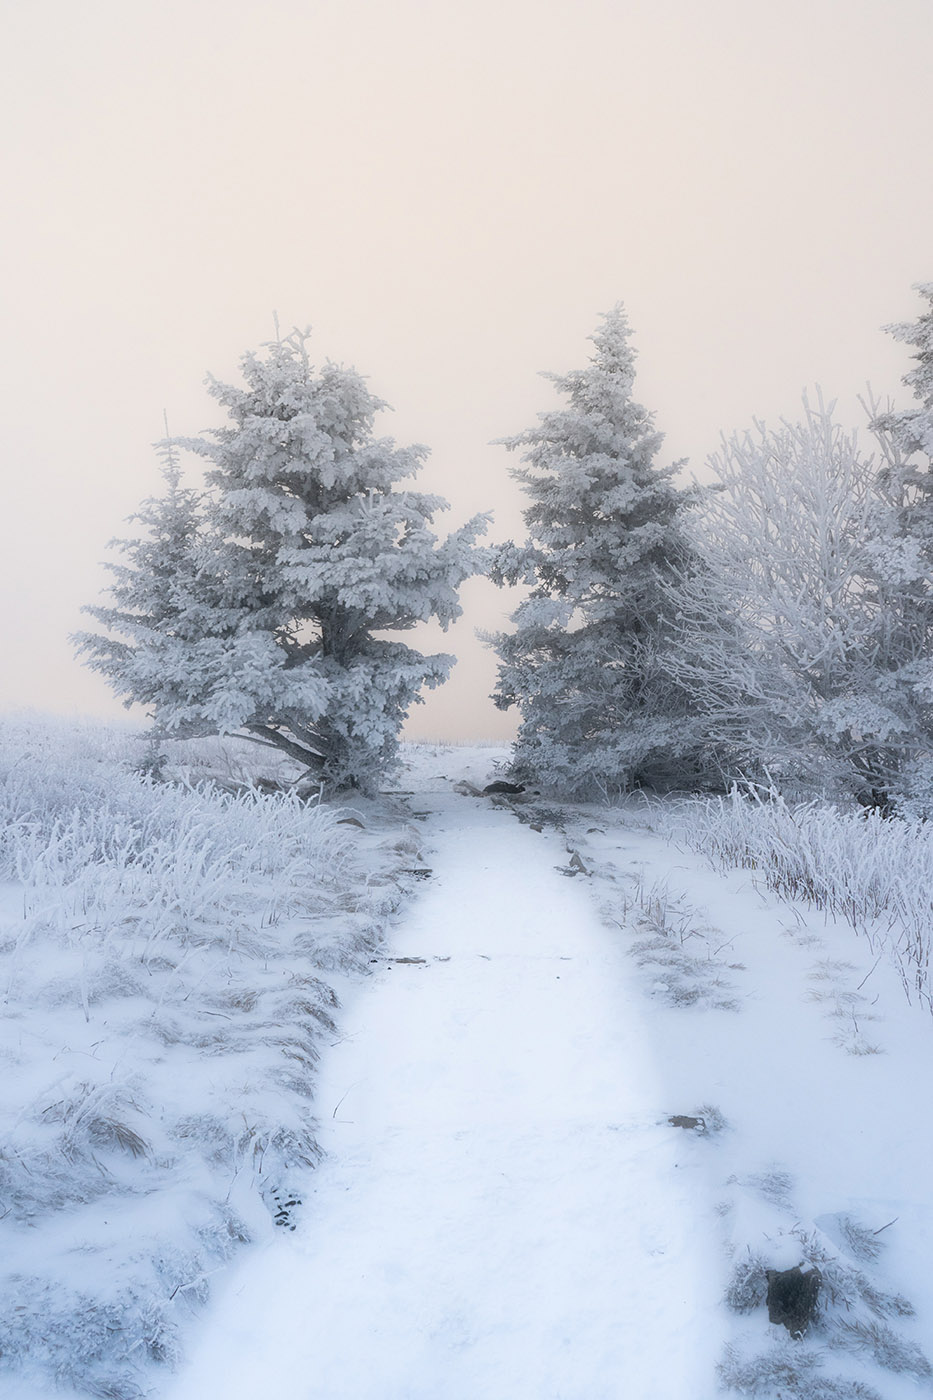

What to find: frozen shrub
left=827, top=1318, right=932, bottom=1379
left=719, top=1204, right=924, bottom=1393
left=1, top=1276, right=179, bottom=1398
left=794, top=1228, right=914, bottom=1321
left=650, top=789, right=933, bottom=1014
left=725, top=1250, right=769, bottom=1312
left=835, top=1214, right=884, bottom=1264
left=694, top=1103, right=729, bottom=1135
left=626, top=880, right=740, bottom=1010
left=747, top=1170, right=796, bottom=1207
left=718, top=1342, right=881, bottom=1398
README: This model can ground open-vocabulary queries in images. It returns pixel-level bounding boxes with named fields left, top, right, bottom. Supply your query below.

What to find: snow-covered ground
left=0, top=720, right=420, bottom=1399
left=561, top=806, right=933, bottom=1396
left=164, top=746, right=933, bottom=1399
left=4, top=734, right=933, bottom=1397
left=161, top=768, right=721, bottom=1400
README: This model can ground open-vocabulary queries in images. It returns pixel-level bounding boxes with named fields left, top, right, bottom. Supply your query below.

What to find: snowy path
left=164, top=793, right=718, bottom=1400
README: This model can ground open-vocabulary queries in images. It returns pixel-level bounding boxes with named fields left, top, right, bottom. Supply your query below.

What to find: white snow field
left=160, top=747, right=933, bottom=1400
left=4, top=734, right=933, bottom=1398
left=163, top=780, right=721, bottom=1400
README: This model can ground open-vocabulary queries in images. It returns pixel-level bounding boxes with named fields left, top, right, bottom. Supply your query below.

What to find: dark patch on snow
left=767, top=1264, right=821, bottom=1337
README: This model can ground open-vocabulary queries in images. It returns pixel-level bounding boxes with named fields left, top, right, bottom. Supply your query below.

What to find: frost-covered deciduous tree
left=78, top=331, right=487, bottom=793
left=489, top=305, right=707, bottom=798
left=668, top=393, right=923, bottom=798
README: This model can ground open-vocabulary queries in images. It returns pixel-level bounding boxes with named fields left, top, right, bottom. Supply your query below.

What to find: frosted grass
left=652, top=788, right=933, bottom=1012
left=0, top=715, right=407, bottom=1399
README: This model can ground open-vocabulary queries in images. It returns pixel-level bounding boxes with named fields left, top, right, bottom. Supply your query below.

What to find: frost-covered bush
left=725, top=1250, right=770, bottom=1313
left=652, top=788, right=933, bottom=1012
left=718, top=1342, right=882, bottom=1399
left=0, top=715, right=408, bottom=1397
left=793, top=1229, right=914, bottom=1324
left=667, top=394, right=925, bottom=801
left=827, top=1318, right=932, bottom=1379
left=624, top=877, right=740, bottom=1010
left=834, top=1214, right=885, bottom=1265
left=718, top=1172, right=929, bottom=1397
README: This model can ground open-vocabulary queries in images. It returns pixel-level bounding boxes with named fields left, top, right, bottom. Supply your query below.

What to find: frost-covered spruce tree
left=866, top=283, right=933, bottom=807
left=874, top=282, right=933, bottom=463
left=490, top=305, right=706, bottom=798
left=74, top=438, right=261, bottom=739
left=79, top=330, right=486, bottom=794
left=870, top=284, right=933, bottom=619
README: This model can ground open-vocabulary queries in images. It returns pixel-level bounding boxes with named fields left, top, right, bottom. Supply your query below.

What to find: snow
left=560, top=804, right=933, bottom=1394
left=4, top=734, right=933, bottom=1397
left=163, top=779, right=720, bottom=1400
left=161, top=746, right=933, bottom=1398
left=0, top=719, right=419, bottom=1399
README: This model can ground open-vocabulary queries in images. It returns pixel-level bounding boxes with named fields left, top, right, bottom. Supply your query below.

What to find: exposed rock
left=668, top=1114, right=705, bottom=1131
left=766, top=1265, right=821, bottom=1337
left=266, top=1184, right=302, bottom=1231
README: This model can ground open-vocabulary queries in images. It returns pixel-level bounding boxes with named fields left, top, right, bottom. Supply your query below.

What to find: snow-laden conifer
left=75, top=437, right=290, bottom=740
left=490, top=306, right=705, bottom=798
left=864, top=283, right=933, bottom=806
left=873, top=283, right=933, bottom=461
left=78, top=330, right=487, bottom=793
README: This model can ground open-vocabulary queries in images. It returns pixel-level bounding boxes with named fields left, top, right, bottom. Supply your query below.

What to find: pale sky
left=1, top=0, right=931, bottom=739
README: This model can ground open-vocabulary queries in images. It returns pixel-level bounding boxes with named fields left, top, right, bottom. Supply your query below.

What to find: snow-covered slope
left=162, top=744, right=933, bottom=1399
left=4, top=735, right=933, bottom=1398
left=0, top=720, right=422, bottom=1399
left=162, top=785, right=722, bottom=1400
left=560, top=806, right=933, bottom=1396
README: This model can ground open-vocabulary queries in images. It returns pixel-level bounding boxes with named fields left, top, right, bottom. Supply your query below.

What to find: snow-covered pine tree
left=73, top=436, right=279, bottom=740
left=866, top=283, right=933, bottom=808
left=78, top=330, right=487, bottom=794
left=874, top=282, right=933, bottom=462
left=489, top=305, right=706, bottom=799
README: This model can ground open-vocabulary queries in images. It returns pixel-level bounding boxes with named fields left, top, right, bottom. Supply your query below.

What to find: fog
left=1, top=0, right=930, bottom=738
